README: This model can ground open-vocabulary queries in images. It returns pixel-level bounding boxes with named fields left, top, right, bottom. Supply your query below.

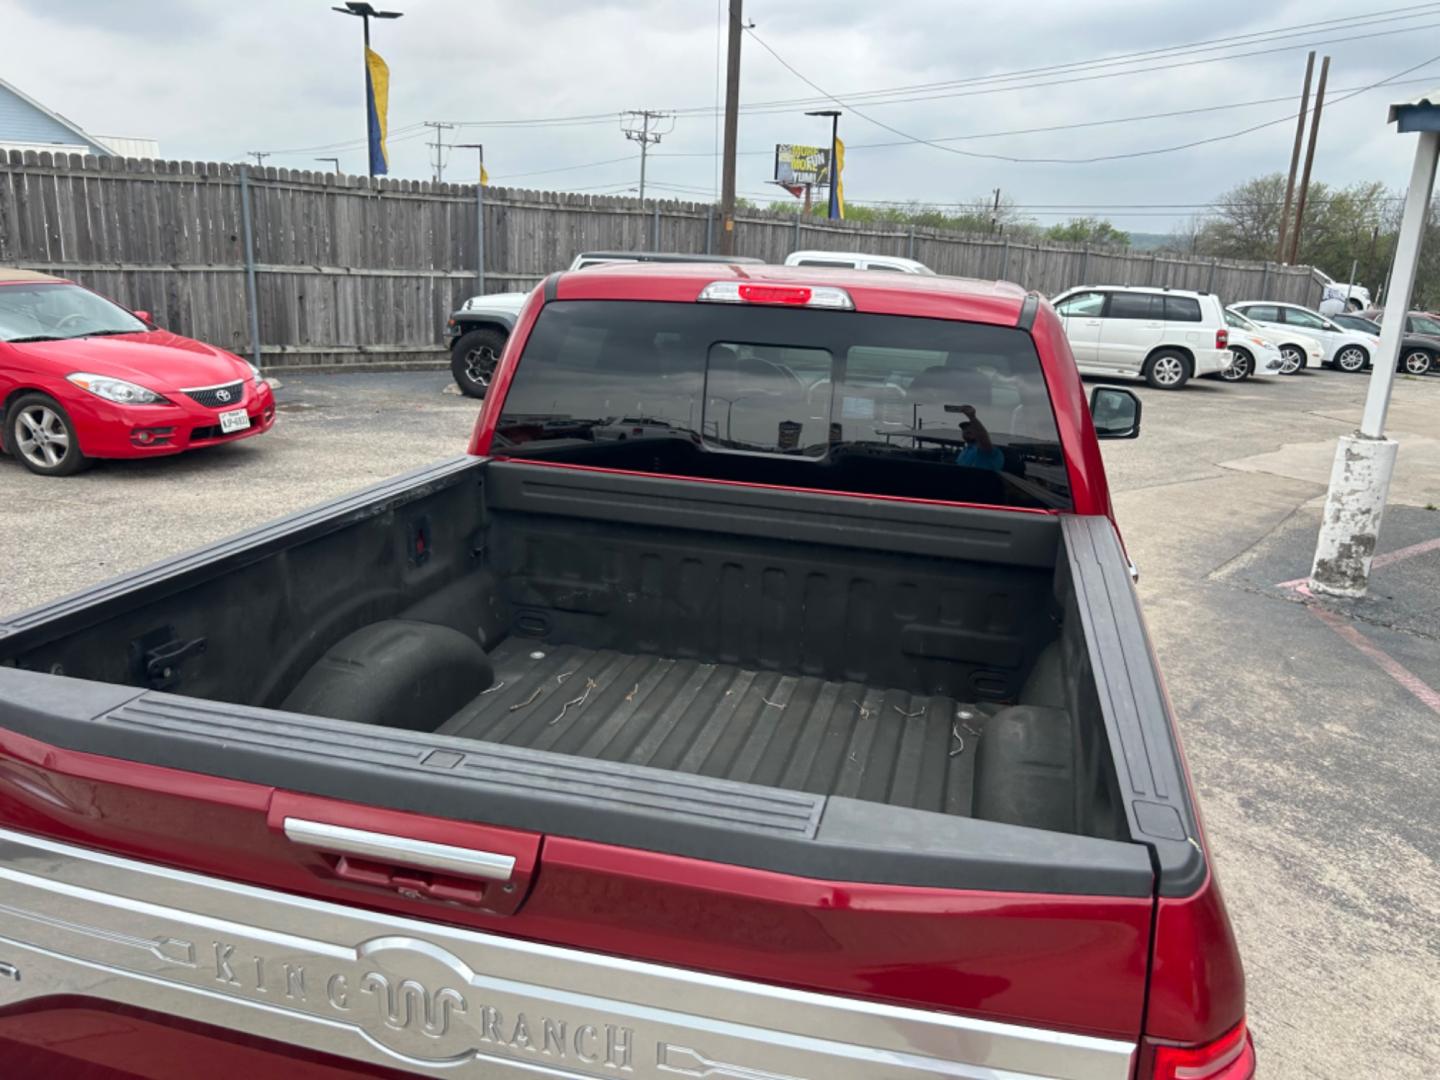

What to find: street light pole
left=332, top=2, right=403, bottom=179
left=806, top=109, right=841, bottom=220
left=456, top=143, right=487, bottom=296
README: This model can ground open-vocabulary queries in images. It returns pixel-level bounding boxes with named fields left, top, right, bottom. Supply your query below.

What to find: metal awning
left=1388, top=87, right=1440, bottom=132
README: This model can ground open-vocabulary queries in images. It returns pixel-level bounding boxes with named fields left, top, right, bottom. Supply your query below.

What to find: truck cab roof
left=550, top=261, right=1031, bottom=327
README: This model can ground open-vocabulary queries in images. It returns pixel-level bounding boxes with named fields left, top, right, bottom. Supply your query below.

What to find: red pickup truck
left=0, top=264, right=1252, bottom=1079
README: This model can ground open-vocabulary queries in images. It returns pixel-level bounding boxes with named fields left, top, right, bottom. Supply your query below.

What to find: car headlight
left=247, top=362, right=268, bottom=391
left=66, top=372, right=169, bottom=405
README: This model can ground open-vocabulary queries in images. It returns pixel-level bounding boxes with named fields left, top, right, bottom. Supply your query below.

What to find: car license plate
left=219, top=408, right=250, bottom=434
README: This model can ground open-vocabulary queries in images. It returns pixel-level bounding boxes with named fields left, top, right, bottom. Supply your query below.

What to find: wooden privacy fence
left=0, top=151, right=1325, bottom=370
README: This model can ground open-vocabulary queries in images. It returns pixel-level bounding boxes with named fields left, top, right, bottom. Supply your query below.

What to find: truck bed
left=443, top=639, right=985, bottom=815
left=0, top=457, right=1201, bottom=897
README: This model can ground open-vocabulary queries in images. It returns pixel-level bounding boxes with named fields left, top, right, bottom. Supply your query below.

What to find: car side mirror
left=133, top=310, right=154, bottom=326
left=1090, top=386, right=1141, bottom=440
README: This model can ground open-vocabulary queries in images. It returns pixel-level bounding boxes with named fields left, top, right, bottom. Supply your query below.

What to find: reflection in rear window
left=494, top=300, right=1071, bottom=510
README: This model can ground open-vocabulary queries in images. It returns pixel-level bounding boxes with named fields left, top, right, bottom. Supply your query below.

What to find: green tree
left=1043, top=217, right=1131, bottom=247
left=1193, top=173, right=1289, bottom=260
left=1183, top=174, right=1412, bottom=303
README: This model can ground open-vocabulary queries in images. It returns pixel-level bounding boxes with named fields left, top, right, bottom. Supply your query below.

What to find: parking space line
left=1286, top=582, right=1440, bottom=717
left=1274, top=534, right=1440, bottom=589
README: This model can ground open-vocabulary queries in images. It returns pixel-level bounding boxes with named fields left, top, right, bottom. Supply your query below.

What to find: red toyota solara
left=0, top=270, right=275, bottom=477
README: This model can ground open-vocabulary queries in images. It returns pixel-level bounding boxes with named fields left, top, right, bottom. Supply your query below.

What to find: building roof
left=1388, top=87, right=1440, bottom=133
left=0, top=76, right=113, bottom=156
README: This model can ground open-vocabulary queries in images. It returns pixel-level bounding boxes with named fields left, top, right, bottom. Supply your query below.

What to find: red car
left=0, top=269, right=275, bottom=476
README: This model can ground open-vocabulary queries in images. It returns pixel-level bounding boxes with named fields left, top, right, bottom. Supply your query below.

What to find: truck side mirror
left=1090, top=386, right=1141, bottom=440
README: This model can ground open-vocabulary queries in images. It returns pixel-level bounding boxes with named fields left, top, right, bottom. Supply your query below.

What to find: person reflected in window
left=954, top=404, right=1004, bottom=471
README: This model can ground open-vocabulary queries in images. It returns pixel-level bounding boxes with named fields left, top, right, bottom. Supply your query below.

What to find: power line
left=744, top=27, right=1440, bottom=166
left=423, top=121, right=455, bottom=182
left=650, top=76, right=1440, bottom=160
left=258, top=5, right=1440, bottom=148
left=250, top=8, right=1440, bottom=157
left=679, top=3, right=1440, bottom=115
left=621, top=110, right=675, bottom=203
left=406, top=13, right=1440, bottom=133
left=489, top=155, right=635, bottom=181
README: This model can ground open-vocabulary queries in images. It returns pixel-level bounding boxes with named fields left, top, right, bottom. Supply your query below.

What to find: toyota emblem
left=215, top=389, right=232, bottom=402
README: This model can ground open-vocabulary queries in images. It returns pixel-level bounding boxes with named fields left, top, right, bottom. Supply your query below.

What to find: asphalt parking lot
left=4, top=364, right=1439, bottom=1077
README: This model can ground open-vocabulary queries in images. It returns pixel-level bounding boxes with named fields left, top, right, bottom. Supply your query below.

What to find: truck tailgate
left=0, top=822, right=1139, bottom=1079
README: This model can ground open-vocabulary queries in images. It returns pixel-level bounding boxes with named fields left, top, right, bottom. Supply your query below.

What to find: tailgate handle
left=282, top=818, right=516, bottom=881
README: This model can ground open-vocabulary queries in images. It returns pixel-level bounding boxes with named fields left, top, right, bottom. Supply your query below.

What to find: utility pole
left=316, top=156, right=341, bottom=172
left=424, top=121, right=455, bottom=182
left=247, top=151, right=270, bottom=167
left=1289, top=54, right=1330, bottom=266
left=1277, top=52, right=1315, bottom=264
left=991, top=187, right=1002, bottom=233
left=719, top=0, right=743, bottom=255
left=621, top=110, right=674, bottom=203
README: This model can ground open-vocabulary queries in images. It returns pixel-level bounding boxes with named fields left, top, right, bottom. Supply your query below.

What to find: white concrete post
left=1310, top=128, right=1439, bottom=597
left=1360, top=129, right=1439, bottom=438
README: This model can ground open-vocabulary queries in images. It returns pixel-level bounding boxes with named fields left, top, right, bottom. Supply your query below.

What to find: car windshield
left=1411, top=313, right=1440, bottom=335
left=0, top=283, right=146, bottom=343
left=1225, top=310, right=1257, bottom=331
left=494, top=300, right=1072, bottom=511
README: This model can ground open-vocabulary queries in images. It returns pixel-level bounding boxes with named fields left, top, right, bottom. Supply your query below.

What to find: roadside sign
left=774, top=144, right=830, bottom=186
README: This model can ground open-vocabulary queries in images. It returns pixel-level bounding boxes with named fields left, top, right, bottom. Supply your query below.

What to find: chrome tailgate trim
left=0, top=827, right=1136, bottom=1080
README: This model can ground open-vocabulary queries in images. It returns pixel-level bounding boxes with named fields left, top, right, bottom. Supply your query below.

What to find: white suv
left=783, top=250, right=935, bottom=274
left=1051, top=286, right=1231, bottom=390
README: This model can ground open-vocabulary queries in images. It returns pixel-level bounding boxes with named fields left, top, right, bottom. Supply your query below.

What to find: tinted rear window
left=1164, top=296, right=1202, bottom=322
left=495, top=301, right=1071, bottom=510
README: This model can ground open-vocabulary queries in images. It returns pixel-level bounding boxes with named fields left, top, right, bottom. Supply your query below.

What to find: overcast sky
left=5, top=0, right=1438, bottom=232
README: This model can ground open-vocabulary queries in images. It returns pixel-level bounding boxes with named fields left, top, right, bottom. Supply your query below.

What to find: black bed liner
left=0, top=458, right=1204, bottom=898
left=442, top=640, right=986, bottom=815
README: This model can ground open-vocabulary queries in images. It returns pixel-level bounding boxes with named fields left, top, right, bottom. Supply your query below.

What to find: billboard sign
left=774, top=144, right=830, bottom=186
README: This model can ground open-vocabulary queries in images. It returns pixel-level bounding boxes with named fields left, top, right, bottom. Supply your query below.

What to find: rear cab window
left=494, top=300, right=1072, bottom=511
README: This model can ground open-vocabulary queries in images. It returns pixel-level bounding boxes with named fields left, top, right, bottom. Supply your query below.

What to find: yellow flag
left=365, top=47, right=390, bottom=174
left=480, top=163, right=489, bottom=185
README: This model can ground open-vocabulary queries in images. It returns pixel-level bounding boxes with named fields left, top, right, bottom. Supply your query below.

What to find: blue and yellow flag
left=366, top=47, right=390, bottom=175
left=828, top=138, right=845, bottom=220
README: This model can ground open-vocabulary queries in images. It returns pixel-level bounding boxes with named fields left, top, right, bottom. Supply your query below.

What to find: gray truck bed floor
left=439, top=639, right=983, bottom=815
